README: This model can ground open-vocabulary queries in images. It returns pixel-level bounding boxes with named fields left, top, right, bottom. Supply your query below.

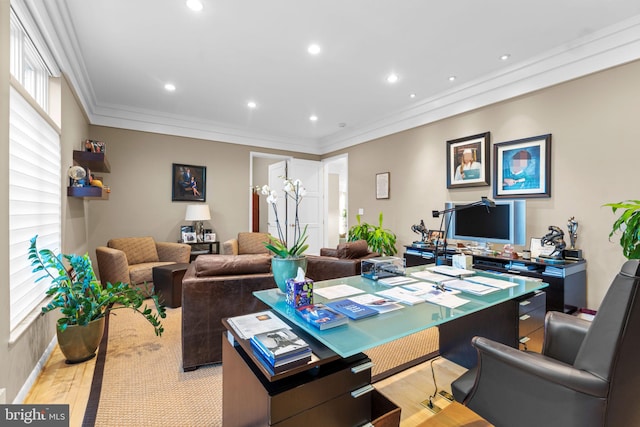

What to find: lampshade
left=185, top=204, right=211, bottom=221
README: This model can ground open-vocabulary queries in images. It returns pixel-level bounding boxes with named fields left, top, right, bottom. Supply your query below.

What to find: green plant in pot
left=258, top=178, right=309, bottom=292
left=29, top=235, right=166, bottom=363
left=348, top=212, right=397, bottom=256
left=604, top=199, right=640, bottom=259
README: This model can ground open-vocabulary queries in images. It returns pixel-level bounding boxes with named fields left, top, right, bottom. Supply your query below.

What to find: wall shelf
left=68, top=149, right=111, bottom=199
left=67, top=186, right=109, bottom=200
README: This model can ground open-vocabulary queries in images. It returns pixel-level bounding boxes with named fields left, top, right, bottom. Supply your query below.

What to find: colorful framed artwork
left=172, top=163, right=206, bottom=202
left=494, top=134, right=552, bottom=198
left=446, top=132, right=490, bottom=189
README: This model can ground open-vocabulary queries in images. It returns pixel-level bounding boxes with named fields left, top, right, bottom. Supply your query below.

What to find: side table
left=152, top=263, right=190, bottom=308
left=181, top=241, right=220, bottom=261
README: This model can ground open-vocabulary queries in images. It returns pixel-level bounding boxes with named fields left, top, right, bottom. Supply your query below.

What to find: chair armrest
left=471, top=336, right=608, bottom=398
left=543, top=311, right=591, bottom=364
left=222, top=239, right=239, bottom=255
left=95, top=246, right=130, bottom=285
left=320, top=248, right=338, bottom=257
left=156, top=242, right=191, bottom=263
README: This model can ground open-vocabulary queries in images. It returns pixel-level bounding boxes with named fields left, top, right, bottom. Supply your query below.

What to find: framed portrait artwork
left=172, top=163, right=206, bottom=202
left=446, top=132, right=490, bottom=189
left=494, top=134, right=552, bottom=199
left=376, top=172, right=390, bottom=199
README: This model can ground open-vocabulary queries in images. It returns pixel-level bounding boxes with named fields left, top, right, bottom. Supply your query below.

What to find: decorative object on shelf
left=411, top=219, right=429, bottom=243
left=84, top=139, right=105, bottom=153
left=539, top=226, right=566, bottom=260
left=348, top=212, right=397, bottom=256
left=564, top=216, right=583, bottom=260
left=376, top=172, right=390, bottom=199
left=172, top=163, right=206, bottom=202
left=68, top=165, right=86, bottom=187
left=185, top=204, right=211, bottom=242
left=604, top=199, right=640, bottom=260
left=203, top=231, right=216, bottom=242
left=28, top=235, right=166, bottom=363
left=258, top=178, right=310, bottom=291
left=494, top=134, right=552, bottom=198
left=447, top=132, right=490, bottom=189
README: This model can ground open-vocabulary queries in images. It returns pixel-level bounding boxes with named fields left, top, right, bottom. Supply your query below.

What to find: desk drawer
left=519, top=305, right=545, bottom=337
left=518, top=291, right=546, bottom=316
left=519, top=327, right=544, bottom=353
left=270, top=358, right=372, bottom=424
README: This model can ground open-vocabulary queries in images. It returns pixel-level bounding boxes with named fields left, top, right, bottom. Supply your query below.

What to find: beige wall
left=333, top=60, right=640, bottom=310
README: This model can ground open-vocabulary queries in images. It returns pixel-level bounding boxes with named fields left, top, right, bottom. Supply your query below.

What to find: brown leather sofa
left=306, top=240, right=379, bottom=281
left=181, top=253, right=275, bottom=371
left=95, top=236, right=191, bottom=297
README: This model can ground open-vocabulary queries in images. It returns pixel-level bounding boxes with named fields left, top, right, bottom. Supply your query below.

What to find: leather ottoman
left=152, top=263, right=190, bottom=308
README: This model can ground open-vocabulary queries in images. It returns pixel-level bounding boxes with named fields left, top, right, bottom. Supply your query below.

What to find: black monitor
left=445, top=200, right=526, bottom=246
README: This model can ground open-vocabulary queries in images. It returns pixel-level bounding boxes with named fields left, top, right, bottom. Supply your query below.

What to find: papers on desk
left=401, top=281, right=461, bottom=295
left=377, top=276, right=418, bottom=286
left=465, top=275, right=518, bottom=289
left=376, top=288, right=425, bottom=306
left=410, top=270, right=454, bottom=284
left=349, top=293, right=405, bottom=313
left=443, top=279, right=500, bottom=296
left=313, top=284, right=365, bottom=300
left=427, top=265, right=475, bottom=278
left=227, top=310, right=291, bottom=340
left=419, top=290, right=470, bottom=308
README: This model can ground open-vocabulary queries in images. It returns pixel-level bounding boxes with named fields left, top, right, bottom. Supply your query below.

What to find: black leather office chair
left=451, top=260, right=640, bottom=427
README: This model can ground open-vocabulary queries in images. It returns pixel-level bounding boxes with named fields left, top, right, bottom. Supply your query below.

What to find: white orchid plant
left=258, top=178, right=309, bottom=258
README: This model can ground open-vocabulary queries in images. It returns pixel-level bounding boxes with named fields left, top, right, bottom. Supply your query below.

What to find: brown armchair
left=221, top=232, right=271, bottom=255
left=95, top=236, right=191, bottom=296
left=306, top=240, right=379, bottom=281
left=452, top=260, right=640, bottom=427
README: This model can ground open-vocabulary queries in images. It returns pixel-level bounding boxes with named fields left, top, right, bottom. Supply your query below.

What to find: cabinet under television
left=472, top=254, right=586, bottom=314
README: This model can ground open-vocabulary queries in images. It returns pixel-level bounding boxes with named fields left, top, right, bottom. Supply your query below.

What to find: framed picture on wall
left=376, top=172, right=390, bottom=199
left=172, top=163, right=206, bottom=202
left=446, top=132, right=490, bottom=189
left=494, top=134, right=552, bottom=198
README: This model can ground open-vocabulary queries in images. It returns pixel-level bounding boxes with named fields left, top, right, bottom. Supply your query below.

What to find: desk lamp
left=431, top=197, right=495, bottom=265
left=185, top=204, right=211, bottom=242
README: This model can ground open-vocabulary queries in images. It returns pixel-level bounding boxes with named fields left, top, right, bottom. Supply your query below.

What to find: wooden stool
left=152, top=263, right=190, bottom=308
left=417, top=402, right=492, bottom=426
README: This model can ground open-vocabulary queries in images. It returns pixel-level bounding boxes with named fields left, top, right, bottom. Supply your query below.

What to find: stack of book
left=250, top=328, right=312, bottom=373
left=296, top=303, right=348, bottom=330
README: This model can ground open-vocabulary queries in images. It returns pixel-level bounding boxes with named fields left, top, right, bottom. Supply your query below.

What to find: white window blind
left=9, top=85, right=61, bottom=330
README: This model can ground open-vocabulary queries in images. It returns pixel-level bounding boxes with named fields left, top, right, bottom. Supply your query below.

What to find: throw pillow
left=109, top=237, right=160, bottom=265
left=337, top=240, right=370, bottom=259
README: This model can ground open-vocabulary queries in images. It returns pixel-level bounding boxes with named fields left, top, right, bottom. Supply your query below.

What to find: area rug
left=82, top=307, right=438, bottom=426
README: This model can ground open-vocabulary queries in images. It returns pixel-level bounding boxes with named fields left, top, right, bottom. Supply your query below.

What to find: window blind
left=9, top=85, right=61, bottom=330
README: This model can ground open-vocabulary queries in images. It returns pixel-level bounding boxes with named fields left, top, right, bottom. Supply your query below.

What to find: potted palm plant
left=348, top=212, right=397, bottom=256
left=29, top=235, right=166, bottom=363
left=604, top=199, right=640, bottom=259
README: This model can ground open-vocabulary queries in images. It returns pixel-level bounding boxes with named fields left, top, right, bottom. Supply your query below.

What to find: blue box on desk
left=285, top=277, right=314, bottom=308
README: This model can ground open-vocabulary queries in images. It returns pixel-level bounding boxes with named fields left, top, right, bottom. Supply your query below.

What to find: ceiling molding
left=29, top=3, right=640, bottom=155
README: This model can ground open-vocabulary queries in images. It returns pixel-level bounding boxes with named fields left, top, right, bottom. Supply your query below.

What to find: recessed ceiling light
left=500, top=54, right=511, bottom=61
left=307, top=44, right=321, bottom=55
left=448, top=76, right=456, bottom=82
left=247, top=101, right=257, bottom=109
left=164, top=83, right=176, bottom=92
left=309, top=115, right=318, bottom=122
left=386, top=73, right=399, bottom=84
left=409, top=93, right=416, bottom=98
left=186, top=0, right=204, bottom=12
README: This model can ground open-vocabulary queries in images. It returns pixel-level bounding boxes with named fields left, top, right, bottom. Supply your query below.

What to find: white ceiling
left=24, top=0, right=640, bottom=154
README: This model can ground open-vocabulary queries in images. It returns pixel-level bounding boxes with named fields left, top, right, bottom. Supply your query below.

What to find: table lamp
left=185, top=204, right=211, bottom=242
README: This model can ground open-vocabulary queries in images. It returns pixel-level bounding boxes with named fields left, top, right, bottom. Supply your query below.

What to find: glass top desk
left=254, top=266, right=548, bottom=359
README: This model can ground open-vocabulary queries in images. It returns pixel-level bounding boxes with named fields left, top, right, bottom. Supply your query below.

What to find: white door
left=267, top=161, right=287, bottom=244
left=288, top=159, right=323, bottom=255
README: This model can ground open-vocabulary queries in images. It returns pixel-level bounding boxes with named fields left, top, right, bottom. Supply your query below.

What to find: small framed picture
left=494, top=134, right=552, bottom=198
left=376, top=172, right=390, bottom=199
left=204, top=232, right=216, bottom=242
left=182, top=231, right=197, bottom=243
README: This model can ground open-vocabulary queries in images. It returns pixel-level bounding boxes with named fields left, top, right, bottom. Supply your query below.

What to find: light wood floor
left=24, top=344, right=467, bottom=427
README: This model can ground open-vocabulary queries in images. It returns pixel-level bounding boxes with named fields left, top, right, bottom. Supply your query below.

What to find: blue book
left=325, top=299, right=379, bottom=320
left=295, top=304, right=348, bottom=330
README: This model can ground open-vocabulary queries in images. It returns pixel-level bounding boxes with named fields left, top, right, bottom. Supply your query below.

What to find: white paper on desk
left=411, top=270, right=456, bottom=284
left=349, top=293, right=405, bottom=313
left=427, top=265, right=475, bottom=277
left=376, top=288, right=425, bottom=305
left=313, top=284, right=365, bottom=300
left=401, top=281, right=461, bottom=295
left=226, top=310, right=291, bottom=340
left=465, top=275, right=518, bottom=289
left=419, top=289, right=470, bottom=308
left=444, top=279, right=500, bottom=296
left=378, top=276, right=418, bottom=286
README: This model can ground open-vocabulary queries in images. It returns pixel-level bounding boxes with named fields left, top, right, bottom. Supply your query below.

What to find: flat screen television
left=444, top=199, right=526, bottom=246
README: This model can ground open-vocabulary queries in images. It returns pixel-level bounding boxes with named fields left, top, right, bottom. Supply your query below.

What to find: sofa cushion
left=195, top=254, right=271, bottom=277
left=109, top=237, right=159, bottom=265
left=337, top=240, right=370, bottom=259
left=129, top=261, right=175, bottom=285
